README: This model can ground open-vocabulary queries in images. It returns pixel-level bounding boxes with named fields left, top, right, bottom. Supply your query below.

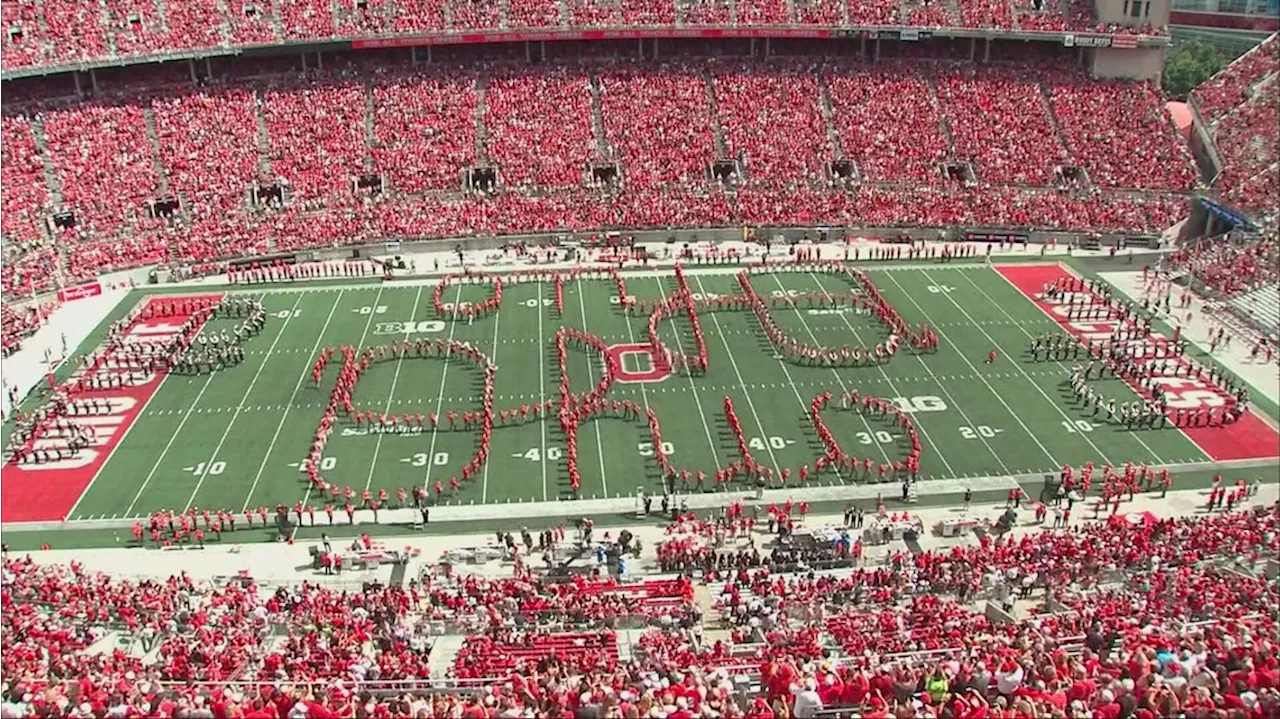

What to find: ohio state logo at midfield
left=604, top=344, right=673, bottom=383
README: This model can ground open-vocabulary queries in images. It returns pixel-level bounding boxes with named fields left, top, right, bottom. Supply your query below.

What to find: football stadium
left=1, top=3, right=1278, bottom=717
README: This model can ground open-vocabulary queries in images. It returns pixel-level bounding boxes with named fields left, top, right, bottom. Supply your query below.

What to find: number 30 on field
left=408, top=452, right=449, bottom=467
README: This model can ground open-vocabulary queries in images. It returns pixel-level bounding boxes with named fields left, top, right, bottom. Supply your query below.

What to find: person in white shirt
left=0, top=691, right=28, bottom=719
left=791, top=677, right=823, bottom=719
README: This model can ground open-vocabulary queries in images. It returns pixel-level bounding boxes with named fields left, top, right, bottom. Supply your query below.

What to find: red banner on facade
left=58, top=281, right=103, bottom=302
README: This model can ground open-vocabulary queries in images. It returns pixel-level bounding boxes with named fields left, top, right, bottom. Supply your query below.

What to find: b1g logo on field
left=373, top=320, right=445, bottom=335
left=605, top=344, right=673, bottom=383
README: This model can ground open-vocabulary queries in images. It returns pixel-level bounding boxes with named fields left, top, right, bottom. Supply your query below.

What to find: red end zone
left=997, top=264, right=1278, bottom=462
left=1, top=294, right=223, bottom=523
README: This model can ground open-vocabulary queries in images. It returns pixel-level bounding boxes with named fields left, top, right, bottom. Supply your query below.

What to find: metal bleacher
left=1227, top=282, right=1280, bottom=336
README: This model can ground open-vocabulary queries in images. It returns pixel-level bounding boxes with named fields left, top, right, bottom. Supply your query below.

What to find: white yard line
left=883, top=271, right=1059, bottom=469
left=576, top=277, right=611, bottom=498
left=239, top=290, right=345, bottom=512
left=121, top=373, right=219, bottom=517
left=363, top=286, right=425, bottom=491
left=70, top=313, right=192, bottom=514
left=765, top=274, right=892, bottom=467
left=181, top=293, right=306, bottom=512
left=979, top=267, right=1173, bottom=464
left=804, top=271, right=956, bottom=478
left=291, top=285, right=388, bottom=533
left=923, top=268, right=1119, bottom=464
left=537, top=280, right=549, bottom=501
left=692, top=275, right=783, bottom=477
left=480, top=294, right=502, bottom=504
left=77, top=296, right=225, bottom=519
left=651, top=276, right=720, bottom=480
left=422, top=285, right=464, bottom=491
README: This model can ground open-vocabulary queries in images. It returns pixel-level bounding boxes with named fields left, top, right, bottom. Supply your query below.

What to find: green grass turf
left=35, top=264, right=1227, bottom=528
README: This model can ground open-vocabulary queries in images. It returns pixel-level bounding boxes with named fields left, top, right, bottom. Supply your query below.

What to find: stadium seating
left=40, top=103, right=160, bottom=235
left=0, top=116, right=50, bottom=251
left=1168, top=234, right=1277, bottom=298
left=934, top=67, right=1066, bottom=186
left=711, top=62, right=828, bottom=184
left=484, top=66, right=597, bottom=188
left=1227, top=281, right=1280, bottom=336
left=1048, top=77, right=1199, bottom=191
left=0, top=0, right=1159, bottom=71
left=0, top=299, right=57, bottom=355
left=1192, top=33, right=1279, bottom=125
left=598, top=63, right=717, bottom=187
left=452, top=630, right=618, bottom=677
left=824, top=63, right=949, bottom=184
left=3, top=504, right=1274, bottom=717
left=0, top=59, right=1203, bottom=297
left=1192, top=33, right=1279, bottom=224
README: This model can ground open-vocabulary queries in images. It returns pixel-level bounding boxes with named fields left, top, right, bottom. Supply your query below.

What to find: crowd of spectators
left=0, top=298, right=58, bottom=356
left=1, top=116, right=50, bottom=248
left=484, top=67, right=598, bottom=188
left=1192, top=33, right=1279, bottom=224
left=712, top=62, right=828, bottom=183
left=1166, top=234, right=1278, bottom=298
left=0, top=0, right=1168, bottom=71
left=40, top=102, right=161, bottom=236
left=1, top=59, right=1205, bottom=299
left=824, top=64, right=950, bottom=184
left=371, top=69, right=479, bottom=194
left=2, top=492, right=1275, bottom=718
left=1192, top=33, right=1279, bottom=125
left=1, top=245, right=59, bottom=300
left=598, top=64, right=717, bottom=187
left=934, top=67, right=1067, bottom=186
left=1048, top=77, right=1199, bottom=191
left=260, top=76, right=367, bottom=201
left=1222, top=165, right=1279, bottom=226
left=151, top=88, right=265, bottom=217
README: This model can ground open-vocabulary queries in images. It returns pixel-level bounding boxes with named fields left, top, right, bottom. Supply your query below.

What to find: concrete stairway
left=703, top=69, right=730, bottom=157
left=588, top=74, right=611, bottom=160
left=474, top=74, right=490, bottom=165
left=254, top=91, right=274, bottom=177
left=816, top=67, right=843, bottom=160
left=363, top=77, right=377, bottom=172
left=29, top=116, right=65, bottom=208
left=142, top=107, right=171, bottom=194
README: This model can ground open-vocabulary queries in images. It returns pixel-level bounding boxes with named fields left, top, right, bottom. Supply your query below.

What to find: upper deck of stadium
left=1, top=0, right=1170, bottom=77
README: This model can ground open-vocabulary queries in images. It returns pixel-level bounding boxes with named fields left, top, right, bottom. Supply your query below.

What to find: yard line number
left=959, top=425, right=1003, bottom=439
left=856, top=431, right=896, bottom=445
left=639, top=441, right=677, bottom=456
left=749, top=436, right=790, bottom=451
left=297, top=456, right=338, bottom=471
left=407, top=452, right=450, bottom=467
left=519, top=447, right=562, bottom=461
left=1061, top=420, right=1096, bottom=433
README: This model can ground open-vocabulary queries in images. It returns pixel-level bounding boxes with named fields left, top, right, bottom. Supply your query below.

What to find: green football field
left=47, top=262, right=1226, bottom=524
